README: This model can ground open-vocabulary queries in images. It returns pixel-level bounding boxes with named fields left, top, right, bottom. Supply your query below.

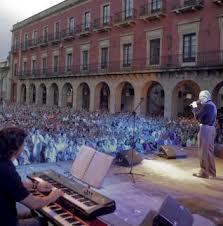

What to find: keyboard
left=28, top=170, right=116, bottom=221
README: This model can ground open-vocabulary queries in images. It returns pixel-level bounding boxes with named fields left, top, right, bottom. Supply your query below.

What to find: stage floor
left=17, top=149, right=223, bottom=226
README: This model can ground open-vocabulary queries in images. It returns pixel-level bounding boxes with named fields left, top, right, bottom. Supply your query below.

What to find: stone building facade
left=0, top=60, right=10, bottom=101
left=11, top=0, right=223, bottom=118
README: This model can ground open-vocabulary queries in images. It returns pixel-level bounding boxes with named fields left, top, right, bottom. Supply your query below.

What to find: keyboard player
left=0, top=127, right=64, bottom=226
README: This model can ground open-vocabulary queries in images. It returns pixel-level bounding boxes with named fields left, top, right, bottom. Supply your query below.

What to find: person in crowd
left=0, top=127, right=63, bottom=226
left=0, top=103, right=222, bottom=165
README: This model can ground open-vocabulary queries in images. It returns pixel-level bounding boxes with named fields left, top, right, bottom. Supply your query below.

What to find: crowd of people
left=0, top=103, right=222, bottom=165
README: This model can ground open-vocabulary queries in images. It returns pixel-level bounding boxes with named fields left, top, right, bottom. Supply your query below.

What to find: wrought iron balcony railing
left=11, top=45, right=19, bottom=53
left=38, top=36, right=49, bottom=47
left=114, top=9, right=137, bottom=25
left=140, top=0, right=166, bottom=20
left=93, top=17, right=112, bottom=32
left=21, top=42, right=29, bottom=51
left=61, top=28, right=76, bottom=40
left=16, top=51, right=223, bottom=79
left=29, top=39, right=38, bottom=49
left=172, top=0, right=204, bottom=13
left=48, top=32, right=61, bottom=44
left=76, top=23, right=92, bottom=36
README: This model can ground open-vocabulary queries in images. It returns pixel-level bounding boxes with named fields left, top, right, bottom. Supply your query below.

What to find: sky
left=0, top=0, right=64, bottom=61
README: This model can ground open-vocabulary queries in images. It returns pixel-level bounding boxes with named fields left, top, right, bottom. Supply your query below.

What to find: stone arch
left=39, top=83, right=47, bottom=105
left=49, top=83, right=59, bottom=106
left=77, top=83, right=90, bottom=111
left=115, top=81, right=135, bottom=112
left=141, top=81, right=165, bottom=116
left=20, top=84, right=27, bottom=103
left=172, top=80, right=201, bottom=118
left=94, top=82, right=110, bottom=111
left=29, top=84, right=36, bottom=104
left=212, top=81, right=223, bottom=110
left=61, top=83, right=73, bottom=107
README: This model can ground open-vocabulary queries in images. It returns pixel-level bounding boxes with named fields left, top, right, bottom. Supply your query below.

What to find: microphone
left=190, top=100, right=200, bottom=107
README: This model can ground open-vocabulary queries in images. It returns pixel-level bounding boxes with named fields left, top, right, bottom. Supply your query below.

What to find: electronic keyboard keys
left=46, top=203, right=87, bottom=226
left=29, top=171, right=116, bottom=219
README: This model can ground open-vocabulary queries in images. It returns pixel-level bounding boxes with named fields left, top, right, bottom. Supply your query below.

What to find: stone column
left=109, top=85, right=116, bottom=114
left=164, top=87, right=173, bottom=119
left=58, top=85, right=63, bottom=107
left=46, top=85, right=52, bottom=106
left=16, top=82, right=21, bottom=103
left=133, top=84, right=144, bottom=115
left=72, top=84, right=77, bottom=111
left=89, top=85, right=95, bottom=112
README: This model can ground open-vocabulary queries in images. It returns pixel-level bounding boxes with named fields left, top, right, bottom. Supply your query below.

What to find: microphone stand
left=115, top=98, right=145, bottom=183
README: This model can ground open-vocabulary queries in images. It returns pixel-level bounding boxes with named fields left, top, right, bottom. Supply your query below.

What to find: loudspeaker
left=153, top=196, right=193, bottom=226
left=214, top=143, right=223, bottom=159
left=115, top=149, right=143, bottom=166
left=140, top=210, right=157, bottom=226
left=159, top=145, right=187, bottom=159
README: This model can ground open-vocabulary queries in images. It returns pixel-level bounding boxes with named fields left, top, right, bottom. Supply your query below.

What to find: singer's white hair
left=199, top=90, right=211, bottom=100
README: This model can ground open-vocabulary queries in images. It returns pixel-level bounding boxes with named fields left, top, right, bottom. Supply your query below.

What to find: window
left=23, top=61, right=27, bottom=73
left=32, top=60, right=36, bottom=73
left=83, top=50, right=89, bottom=70
left=183, top=33, right=196, bottom=62
left=15, top=37, right=19, bottom=48
left=14, top=63, right=17, bottom=76
left=123, top=43, right=132, bottom=67
left=53, top=55, right=59, bottom=73
left=14, top=37, right=19, bottom=49
left=68, top=17, right=75, bottom=33
left=102, top=4, right=110, bottom=25
left=42, top=58, right=47, bottom=74
left=124, top=0, right=133, bottom=19
left=150, top=38, right=160, bottom=65
left=84, top=12, right=90, bottom=30
left=43, top=27, right=48, bottom=42
left=151, top=0, right=161, bottom=13
left=32, top=31, right=37, bottom=44
left=101, top=47, right=109, bottom=69
left=24, top=34, right=29, bottom=49
left=66, top=53, right=72, bottom=71
left=55, top=22, right=60, bottom=39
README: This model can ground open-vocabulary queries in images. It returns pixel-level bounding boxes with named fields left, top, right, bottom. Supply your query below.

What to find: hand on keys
left=49, top=188, right=64, bottom=203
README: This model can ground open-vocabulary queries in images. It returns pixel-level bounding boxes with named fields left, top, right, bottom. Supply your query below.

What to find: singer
left=191, top=90, right=217, bottom=179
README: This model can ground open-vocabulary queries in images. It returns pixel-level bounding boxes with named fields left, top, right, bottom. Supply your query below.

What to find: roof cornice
left=12, top=0, right=87, bottom=32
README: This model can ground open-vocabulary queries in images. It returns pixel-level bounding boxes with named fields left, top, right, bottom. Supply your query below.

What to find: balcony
left=213, top=0, right=223, bottom=4
left=49, top=32, right=61, bottom=45
left=21, top=42, right=29, bottom=52
left=38, top=36, right=49, bottom=47
left=172, top=0, right=204, bottom=14
left=93, top=17, right=112, bottom=32
left=113, top=9, right=137, bottom=27
left=17, top=51, right=223, bottom=79
left=140, top=1, right=166, bottom=21
left=29, top=39, right=38, bottom=50
left=61, top=29, right=75, bottom=41
left=77, top=24, right=92, bottom=37
left=11, top=45, right=19, bottom=54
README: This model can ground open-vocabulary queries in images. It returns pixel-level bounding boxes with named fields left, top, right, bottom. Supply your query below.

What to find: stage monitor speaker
left=159, top=145, right=187, bottom=159
left=115, top=149, right=143, bottom=166
left=214, top=143, right=223, bottom=159
left=153, top=196, right=193, bottom=226
left=140, top=196, right=193, bottom=226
